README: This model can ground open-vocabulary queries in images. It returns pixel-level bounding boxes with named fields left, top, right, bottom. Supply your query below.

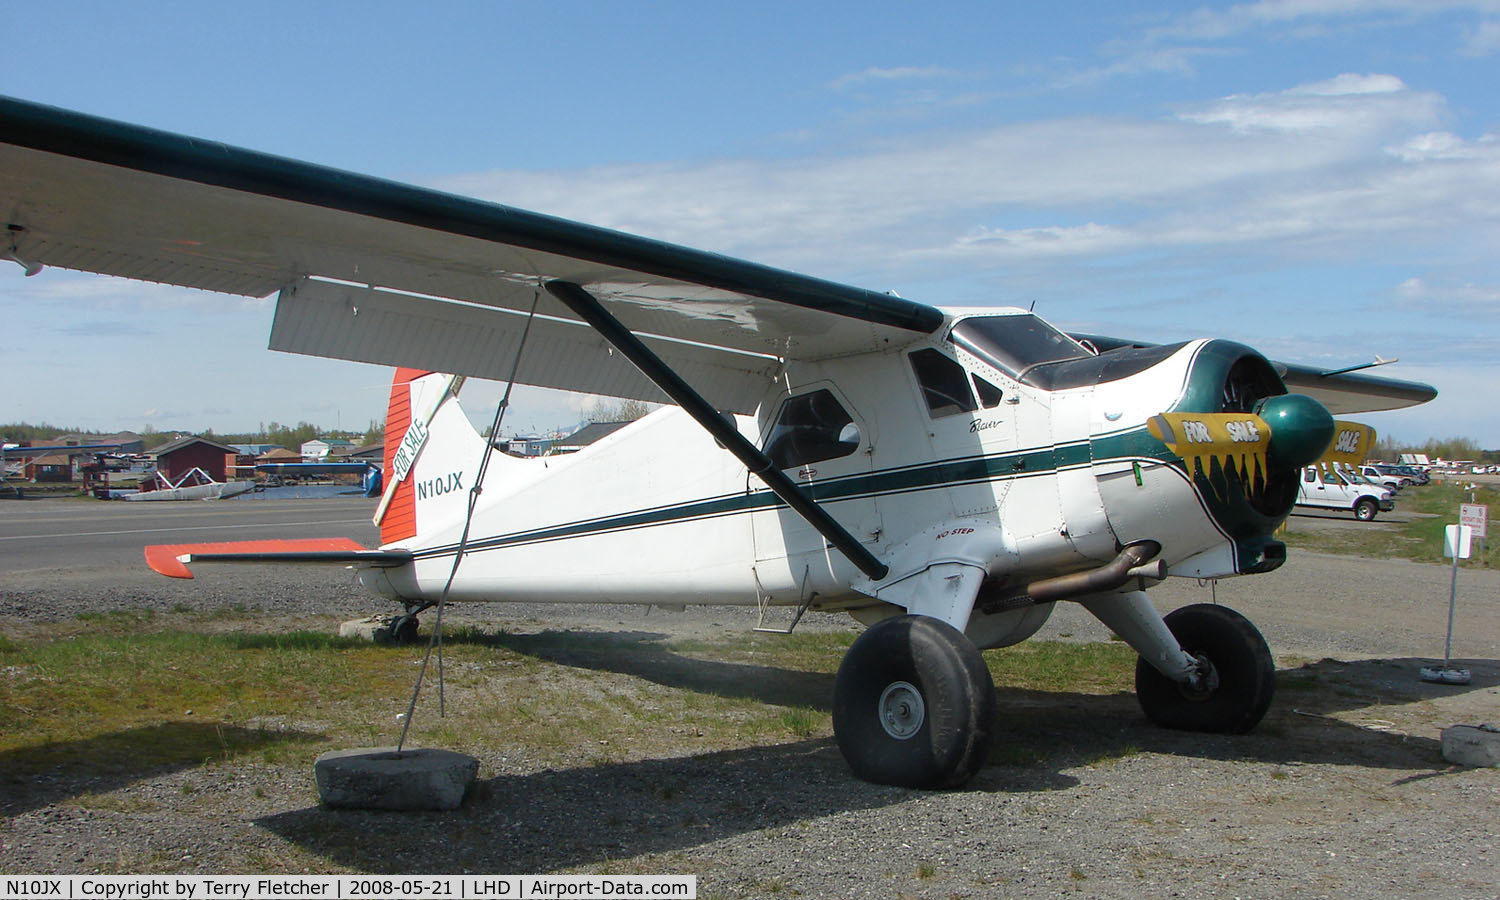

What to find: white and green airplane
left=1, top=97, right=1434, bottom=789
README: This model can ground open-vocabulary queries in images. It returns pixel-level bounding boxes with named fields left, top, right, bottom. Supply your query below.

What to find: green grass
left=0, top=628, right=407, bottom=778
left=0, top=616, right=1142, bottom=787
left=1282, top=481, right=1499, bottom=567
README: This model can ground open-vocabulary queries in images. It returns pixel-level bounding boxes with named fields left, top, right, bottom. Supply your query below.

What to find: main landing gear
left=829, top=595, right=1275, bottom=789
left=832, top=615, right=996, bottom=789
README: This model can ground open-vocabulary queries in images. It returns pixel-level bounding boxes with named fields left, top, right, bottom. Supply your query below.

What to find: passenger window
left=763, top=389, right=862, bottom=470
left=1304, top=467, right=1317, bottom=483
left=909, top=349, right=977, bottom=418
left=973, top=374, right=1004, bottom=409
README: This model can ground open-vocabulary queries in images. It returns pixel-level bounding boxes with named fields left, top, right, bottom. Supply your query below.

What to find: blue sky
left=3, top=1, right=1498, bottom=446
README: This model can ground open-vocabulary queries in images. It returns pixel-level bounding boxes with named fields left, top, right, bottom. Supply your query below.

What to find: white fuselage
left=364, top=312, right=1245, bottom=641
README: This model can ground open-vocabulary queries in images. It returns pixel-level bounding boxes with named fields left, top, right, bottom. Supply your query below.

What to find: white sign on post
left=1445, top=524, right=1473, bottom=560
left=1459, top=503, right=1487, bottom=539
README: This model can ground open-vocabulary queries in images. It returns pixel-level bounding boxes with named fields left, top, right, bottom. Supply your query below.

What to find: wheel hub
left=878, top=681, right=926, bottom=740
left=1179, top=654, right=1221, bottom=701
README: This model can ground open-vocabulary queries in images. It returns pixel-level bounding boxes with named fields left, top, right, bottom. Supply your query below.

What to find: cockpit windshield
left=949, top=314, right=1092, bottom=380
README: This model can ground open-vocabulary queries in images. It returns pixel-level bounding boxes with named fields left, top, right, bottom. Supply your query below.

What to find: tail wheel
left=832, top=615, right=996, bottom=789
left=1136, top=603, right=1275, bottom=734
left=1354, top=498, right=1378, bottom=521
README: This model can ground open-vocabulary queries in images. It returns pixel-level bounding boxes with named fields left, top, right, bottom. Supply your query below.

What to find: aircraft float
left=0, top=97, right=1435, bottom=788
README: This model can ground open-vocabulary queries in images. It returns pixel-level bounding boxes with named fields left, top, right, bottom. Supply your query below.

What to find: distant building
left=26, top=452, right=75, bottom=482
left=14, top=439, right=125, bottom=482
left=229, top=444, right=286, bottom=478
left=493, top=435, right=554, bottom=457
left=300, top=438, right=355, bottom=460
left=257, top=447, right=301, bottom=464
left=345, top=442, right=384, bottom=463
left=56, top=432, right=146, bottom=453
left=550, top=421, right=632, bottom=455
left=150, top=435, right=240, bottom=484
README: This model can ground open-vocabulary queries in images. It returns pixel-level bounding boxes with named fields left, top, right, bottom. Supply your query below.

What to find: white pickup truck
left=1296, top=466, right=1396, bottom=521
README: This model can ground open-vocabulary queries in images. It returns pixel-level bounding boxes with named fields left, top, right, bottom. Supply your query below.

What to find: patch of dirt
left=2, top=552, right=1498, bottom=897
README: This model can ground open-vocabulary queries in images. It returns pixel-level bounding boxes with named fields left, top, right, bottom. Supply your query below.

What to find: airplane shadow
left=450, top=627, right=837, bottom=711
left=0, top=721, right=327, bottom=817
left=256, top=737, right=1057, bottom=875
left=253, top=633, right=1494, bottom=874
left=457, top=628, right=1490, bottom=776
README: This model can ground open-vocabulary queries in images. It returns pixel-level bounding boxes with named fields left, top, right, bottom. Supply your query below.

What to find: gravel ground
left=2, top=506, right=1498, bottom=898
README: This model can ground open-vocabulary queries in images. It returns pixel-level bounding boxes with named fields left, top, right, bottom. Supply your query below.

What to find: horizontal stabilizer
left=144, top=538, right=411, bottom=579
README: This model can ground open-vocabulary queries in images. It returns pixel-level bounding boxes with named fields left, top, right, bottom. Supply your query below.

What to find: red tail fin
left=379, top=367, right=430, bottom=545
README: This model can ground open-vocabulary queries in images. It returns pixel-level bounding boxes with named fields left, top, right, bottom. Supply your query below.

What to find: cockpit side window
left=973, top=374, right=1004, bottom=408
left=909, top=349, right=978, bottom=418
left=763, top=389, right=862, bottom=470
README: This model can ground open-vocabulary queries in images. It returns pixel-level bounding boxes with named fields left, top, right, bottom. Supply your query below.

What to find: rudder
left=378, top=367, right=431, bottom=545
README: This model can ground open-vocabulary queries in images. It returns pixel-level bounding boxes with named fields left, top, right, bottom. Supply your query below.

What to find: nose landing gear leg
left=1081, top=591, right=1275, bottom=733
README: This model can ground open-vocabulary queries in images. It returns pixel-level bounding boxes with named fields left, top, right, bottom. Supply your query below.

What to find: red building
left=150, top=436, right=239, bottom=484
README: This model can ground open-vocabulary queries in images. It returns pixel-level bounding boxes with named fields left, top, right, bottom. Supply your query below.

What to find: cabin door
left=749, top=382, right=881, bottom=570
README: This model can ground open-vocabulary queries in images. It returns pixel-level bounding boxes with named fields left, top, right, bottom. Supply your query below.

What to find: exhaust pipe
left=979, top=540, right=1164, bottom=613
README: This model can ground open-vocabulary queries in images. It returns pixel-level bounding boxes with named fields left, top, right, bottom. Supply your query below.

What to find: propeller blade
left=1147, top=412, right=1270, bottom=483
left=1318, top=420, right=1377, bottom=468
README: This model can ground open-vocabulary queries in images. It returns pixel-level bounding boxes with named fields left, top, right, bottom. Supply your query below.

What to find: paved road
left=0, top=496, right=380, bottom=572
left=3, top=495, right=1496, bottom=665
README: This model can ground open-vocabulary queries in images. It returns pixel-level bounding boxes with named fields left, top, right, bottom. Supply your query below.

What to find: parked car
left=1355, top=464, right=1404, bottom=491
left=1297, top=466, right=1395, bottom=521
left=1372, top=463, right=1417, bottom=487
left=1393, top=464, right=1429, bottom=485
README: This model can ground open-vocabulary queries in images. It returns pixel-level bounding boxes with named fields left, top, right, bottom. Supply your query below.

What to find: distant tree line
left=6, top=414, right=1492, bottom=464
left=1373, top=434, right=1498, bottom=464
left=584, top=398, right=655, bottom=423
left=0, top=422, right=84, bottom=443
left=3, top=419, right=383, bottom=451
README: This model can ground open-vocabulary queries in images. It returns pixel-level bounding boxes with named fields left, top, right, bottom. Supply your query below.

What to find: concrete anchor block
left=340, top=615, right=398, bottom=643
left=1441, top=725, right=1500, bottom=768
left=315, top=746, right=479, bottom=810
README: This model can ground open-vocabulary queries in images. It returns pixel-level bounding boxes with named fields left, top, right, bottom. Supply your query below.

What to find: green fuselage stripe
left=407, top=430, right=1175, bottom=561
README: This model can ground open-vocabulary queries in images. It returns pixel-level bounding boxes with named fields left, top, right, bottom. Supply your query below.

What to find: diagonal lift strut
left=544, top=280, right=889, bottom=582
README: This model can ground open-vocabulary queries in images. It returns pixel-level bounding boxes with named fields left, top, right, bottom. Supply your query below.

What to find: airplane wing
left=1274, top=364, right=1436, bottom=416
left=1072, top=334, right=1436, bottom=415
left=0, top=96, right=943, bottom=414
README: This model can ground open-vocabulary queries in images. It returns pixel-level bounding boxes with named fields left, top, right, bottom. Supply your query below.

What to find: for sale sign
left=1460, top=503, right=1488, bottom=539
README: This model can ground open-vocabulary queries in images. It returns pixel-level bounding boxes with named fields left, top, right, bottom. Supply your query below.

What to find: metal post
left=1445, top=545, right=1459, bottom=667
left=1422, top=524, right=1472, bottom=684
left=544, top=279, right=889, bottom=581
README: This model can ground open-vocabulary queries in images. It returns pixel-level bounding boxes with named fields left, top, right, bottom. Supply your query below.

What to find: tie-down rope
left=397, top=288, right=542, bottom=751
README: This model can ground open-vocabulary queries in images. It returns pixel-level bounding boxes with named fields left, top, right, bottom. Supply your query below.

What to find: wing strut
left=544, top=280, right=889, bottom=582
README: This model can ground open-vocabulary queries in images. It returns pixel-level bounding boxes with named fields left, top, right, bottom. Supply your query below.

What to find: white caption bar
left=0, top=876, right=696, bottom=900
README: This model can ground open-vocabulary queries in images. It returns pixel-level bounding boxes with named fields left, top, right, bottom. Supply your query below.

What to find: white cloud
left=1386, top=131, right=1489, bottom=160
left=1460, top=18, right=1500, bottom=54
left=1161, top=1, right=1500, bottom=41
left=1, top=271, right=268, bottom=314
left=1051, top=46, right=1229, bottom=88
left=1396, top=276, right=1500, bottom=312
left=1288, top=72, right=1407, bottom=95
left=827, top=66, right=962, bottom=91
left=1178, top=74, right=1444, bottom=135
left=434, top=75, right=1494, bottom=286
